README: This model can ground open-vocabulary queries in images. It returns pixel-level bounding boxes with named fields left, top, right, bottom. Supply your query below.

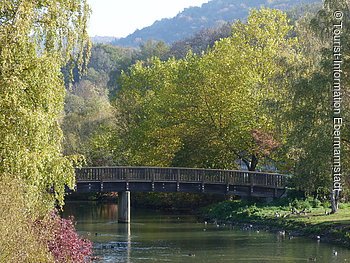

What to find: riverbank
left=66, top=192, right=350, bottom=247
left=202, top=199, right=350, bottom=247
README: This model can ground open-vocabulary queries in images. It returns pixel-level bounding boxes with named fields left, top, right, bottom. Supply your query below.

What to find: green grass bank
left=202, top=198, right=350, bottom=247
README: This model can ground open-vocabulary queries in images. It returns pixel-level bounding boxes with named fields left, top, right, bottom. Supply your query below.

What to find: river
left=63, top=201, right=350, bottom=262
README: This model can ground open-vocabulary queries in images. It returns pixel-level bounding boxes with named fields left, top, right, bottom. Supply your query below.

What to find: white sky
left=87, top=0, right=209, bottom=38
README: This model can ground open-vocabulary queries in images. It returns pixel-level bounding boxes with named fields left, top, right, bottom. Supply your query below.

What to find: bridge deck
left=74, top=167, right=288, bottom=198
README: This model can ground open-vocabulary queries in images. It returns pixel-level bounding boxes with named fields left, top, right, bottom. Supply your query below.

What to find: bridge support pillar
left=118, top=191, right=130, bottom=223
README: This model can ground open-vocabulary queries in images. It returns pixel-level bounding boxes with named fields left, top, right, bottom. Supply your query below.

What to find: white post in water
left=118, top=191, right=130, bottom=223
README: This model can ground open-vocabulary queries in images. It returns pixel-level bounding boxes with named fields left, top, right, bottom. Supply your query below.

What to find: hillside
left=91, top=36, right=119, bottom=44
left=112, top=0, right=322, bottom=47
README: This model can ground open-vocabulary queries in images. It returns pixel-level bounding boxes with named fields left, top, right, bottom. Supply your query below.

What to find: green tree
left=115, top=57, right=183, bottom=166
left=0, top=3, right=90, bottom=261
left=63, top=80, right=117, bottom=166
left=283, top=0, right=350, bottom=212
left=168, top=9, right=297, bottom=170
left=114, top=9, right=299, bottom=171
left=137, top=40, right=170, bottom=62
left=88, top=44, right=135, bottom=96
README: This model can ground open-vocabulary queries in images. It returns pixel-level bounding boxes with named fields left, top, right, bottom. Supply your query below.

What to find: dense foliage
left=0, top=0, right=91, bottom=261
left=63, top=1, right=349, bottom=213
left=109, top=4, right=348, bottom=211
left=63, top=81, right=117, bottom=166
left=114, top=9, right=298, bottom=170
left=0, top=0, right=90, bottom=212
left=39, top=212, right=93, bottom=263
left=0, top=177, right=52, bottom=262
left=284, top=0, right=350, bottom=211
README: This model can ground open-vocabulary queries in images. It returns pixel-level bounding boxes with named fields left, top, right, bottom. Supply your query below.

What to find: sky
left=87, top=0, right=209, bottom=38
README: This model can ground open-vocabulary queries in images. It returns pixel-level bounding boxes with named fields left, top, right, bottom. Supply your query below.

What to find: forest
left=0, top=0, right=349, bottom=261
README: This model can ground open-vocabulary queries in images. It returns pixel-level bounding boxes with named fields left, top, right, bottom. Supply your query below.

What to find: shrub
left=0, top=176, right=53, bottom=263
left=35, top=212, right=93, bottom=263
left=290, top=198, right=312, bottom=211
left=237, top=204, right=260, bottom=218
left=308, top=198, right=322, bottom=208
left=0, top=176, right=93, bottom=263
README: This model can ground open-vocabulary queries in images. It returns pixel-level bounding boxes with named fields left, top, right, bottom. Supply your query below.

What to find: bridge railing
left=75, top=166, right=288, bottom=188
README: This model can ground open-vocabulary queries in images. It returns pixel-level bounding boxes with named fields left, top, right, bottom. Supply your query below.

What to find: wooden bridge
left=74, top=166, right=289, bottom=223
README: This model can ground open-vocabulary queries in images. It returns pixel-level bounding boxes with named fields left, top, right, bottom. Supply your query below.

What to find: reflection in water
left=62, top=202, right=350, bottom=263
left=122, top=223, right=131, bottom=263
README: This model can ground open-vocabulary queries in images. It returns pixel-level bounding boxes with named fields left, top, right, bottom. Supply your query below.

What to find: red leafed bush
left=35, top=211, right=93, bottom=263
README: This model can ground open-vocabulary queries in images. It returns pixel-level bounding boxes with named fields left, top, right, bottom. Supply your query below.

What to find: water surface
left=63, top=202, right=350, bottom=262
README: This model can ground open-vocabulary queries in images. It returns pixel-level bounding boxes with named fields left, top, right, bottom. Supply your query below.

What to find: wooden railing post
left=151, top=168, right=155, bottom=191
left=125, top=168, right=129, bottom=191
left=100, top=168, right=104, bottom=192
left=226, top=171, right=229, bottom=193
left=176, top=169, right=180, bottom=192
left=249, top=172, right=254, bottom=195
left=201, top=170, right=205, bottom=193
left=273, top=175, right=278, bottom=198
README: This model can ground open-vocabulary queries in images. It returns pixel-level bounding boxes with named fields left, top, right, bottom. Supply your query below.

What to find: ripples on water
left=63, top=202, right=350, bottom=263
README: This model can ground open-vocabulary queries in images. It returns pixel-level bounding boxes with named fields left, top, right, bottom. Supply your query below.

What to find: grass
left=202, top=198, right=350, bottom=246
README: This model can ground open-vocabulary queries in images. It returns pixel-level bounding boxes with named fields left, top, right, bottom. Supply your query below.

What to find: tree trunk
left=249, top=155, right=258, bottom=171
left=241, top=154, right=259, bottom=171
left=330, top=190, right=339, bottom=214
